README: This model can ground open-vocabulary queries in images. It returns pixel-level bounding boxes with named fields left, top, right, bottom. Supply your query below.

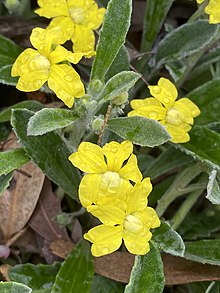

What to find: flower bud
left=112, top=92, right=128, bottom=106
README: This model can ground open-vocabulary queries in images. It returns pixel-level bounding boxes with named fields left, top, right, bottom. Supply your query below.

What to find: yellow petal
left=68, top=142, right=107, bottom=173
left=123, top=230, right=152, bottom=255
left=176, top=98, right=200, bottom=118
left=48, top=16, right=74, bottom=43
left=72, top=25, right=95, bottom=52
left=165, top=124, right=190, bottom=143
left=48, top=64, right=85, bottom=108
left=130, top=97, right=161, bottom=109
left=119, top=154, right=143, bottom=183
left=196, top=0, right=205, bottom=3
left=84, top=225, right=123, bottom=257
left=16, top=71, right=49, bottom=92
left=79, top=173, right=103, bottom=208
left=49, top=45, right=83, bottom=65
left=139, top=207, right=161, bottom=229
left=11, top=48, right=48, bottom=77
left=35, top=0, right=69, bottom=18
left=126, top=178, right=152, bottom=214
left=103, top=140, right=133, bottom=172
left=148, top=77, right=177, bottom=109
left=87, top=197, right=126, bottom=225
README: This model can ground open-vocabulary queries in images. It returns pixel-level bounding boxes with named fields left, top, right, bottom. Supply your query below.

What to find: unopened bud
left=91, top=115, right=104, bottom=134
left=4, top=0, right=20, bottom=12
left=112, top=92, right=128, bottom=106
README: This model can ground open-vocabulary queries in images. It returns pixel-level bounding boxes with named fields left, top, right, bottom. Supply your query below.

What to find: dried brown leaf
left=0, top=264, right=11, bottom=282
left=29, top=178, right=69, bottom=242
left=0, top=161, right=45, bottom=244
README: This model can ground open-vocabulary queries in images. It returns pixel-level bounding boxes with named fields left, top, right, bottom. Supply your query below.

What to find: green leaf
left=105, top=46, right=130, bottom=81
left=141, top=0, right=174, bottom=52
left=187, top=79, right=220, bottom=126
left=100, top=71, right=140, bottom=101
left=205, top=282, right=220, bottom=293
left=156, top=20, right=218, bottom=65
left=0, top=172, right=13, bottom=196
left=153, top=221, right=185, bottom=257
left=9, top=262, right=61, bottom=290
left=184, top=240, right=220, bottom=266
left=0, top=34, right=22, bottom=66
left=0, top=148, right=30, bottom=176
left=0, top=282, right=32, bottom=293
left=107, top=117, right=170, bottom=147
left=27, top=108, right=79, bottom=136
left=0, top=101, right=43, bottom=123
left=180, top=126, right=220, bottom=170
left=0, top=65, right=18, bottom=86
left=11, top=109, right=81, bottom=200
left=144, top=146, right=193, bottom=179
left=125, top=242, right=164, bottom=293
left=90, top=0, right=132, bottom=82
left=206, top=169, right=220, bottom=204
left=91, top=275, right=124, bottom=293
left=51, top=240, right=94, bottom=293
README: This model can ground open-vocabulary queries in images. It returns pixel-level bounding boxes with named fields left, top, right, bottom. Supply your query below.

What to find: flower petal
left=48, top=16, right=74, bottom=43
left=165, top=124, right=190, bottom=143
left=16, top=71, right=48, bottom=92
left=119, top=154, right=143, bottom=183
left=49, top=45, right=83, bottom=64
left=123, top=230, right=152, bottom=255
left=136, top=207, right=161, bottom=229
left=148, top=77, right=177, bottom=109
left=126, top=178, right=152, bottom=214
left=102, top=140, right=133, bottom=172
left=30, top=28, right=53, bottom=56
left=79, top=173, right=103, bottom=208
left=88, top=197, right=126, bottom=225
left=35, top=0, right=69, bottom=18
left=48, top=64, right=85, bottom=108
left=175, top=98, right=201, bottom=118
left=72, top=25, right=95, bottom=52
left=84, top=225, right=123, bottom=257
left=130, top=97, right=161, bottom=109
left=68, top=142, right=107, bottom=173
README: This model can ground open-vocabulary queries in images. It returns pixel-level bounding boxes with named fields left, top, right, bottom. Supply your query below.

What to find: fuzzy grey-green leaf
left=11, top=109, right=81, bottom=200
left=0, top=148, right=29, bottom=176
left=206, top=169, right=220, bottom=204
left=125, top=242, right=164, bottom=293
left=153, top=221, right=185, bottom=257
left=90, top=0, right=132, bottom=82
left=107, top=117, right=170, bottom=147
left=27, top=108, right=79, bottom=136
left=100, top=71, right=140, bottom=101
left=0, top=282, right=32, bottom=293
left=0, top=172, right=13, bottom=196
left=51, top=240, right=94, bottom=293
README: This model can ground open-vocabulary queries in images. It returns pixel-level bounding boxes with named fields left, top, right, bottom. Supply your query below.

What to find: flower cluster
left=35, top=0, right=106, bottom=53
left=128, top=78, right=200, bottom=143
left=196, top=0, right=220, bottom=24
left=11, top=0, right=105, bottom=108
left=69, top=140, right=160, bottom=257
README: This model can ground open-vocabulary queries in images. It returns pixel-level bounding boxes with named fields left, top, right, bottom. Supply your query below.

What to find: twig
left=97, top=104, right=112, bottom=146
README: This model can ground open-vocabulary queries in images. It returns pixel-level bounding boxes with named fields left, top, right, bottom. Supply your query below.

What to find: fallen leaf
left=29, top=178, right=69, bottom=242
left=50, top=239, right=74, bottom=259
left=0, top=264, right=11, bottom=281
left=0, top=161, right=45, bottom=244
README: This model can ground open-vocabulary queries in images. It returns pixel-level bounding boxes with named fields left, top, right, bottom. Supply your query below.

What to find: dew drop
left=102, top=247, right=110, bottom=254
left=149, top=112, right=158, bottom=119
left=165, top=91, right=172, bottom=97
left=21, top=55, right=29, bottom=63
left=153, top=86, right=161, bottom=94
left=111, top=146, right=118, bottom=153
left=65, top=74, right=74, bottom=82
left=34, top=80, right=42, bottom=88
left=163, top=97, right=170, bottom=104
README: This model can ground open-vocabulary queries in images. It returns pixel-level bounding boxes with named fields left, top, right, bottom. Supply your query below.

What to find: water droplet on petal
left=149, top=112, right=158, bottom=119
left=102, top=247, right=110, bottom=254
left=163, top=97, right=170, bottom=104
left=137, top=109, right=142, bottom=114
left=153, top=86, right=161, bottom=94
left=111, top=146, right=118, bottom=153
left=165, top=91, right=172, bottom=97
left=34, top=80, right=42, bottom=88
left=21, top=55, right=28, bottom=63
left=65, top=74, right=74, bottom=82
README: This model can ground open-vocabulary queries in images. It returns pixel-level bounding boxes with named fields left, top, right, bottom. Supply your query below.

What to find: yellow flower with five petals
left=196, top=0, right=220, bottom=24
left=84, top=178, right=160, bottom=256
left=68, top=140, right=142, bottom=208
left=35, top=0, right=106, bottom=53
left=11, top=27, right=95, bottom=108
left=128, top=78, right=200, bottom=143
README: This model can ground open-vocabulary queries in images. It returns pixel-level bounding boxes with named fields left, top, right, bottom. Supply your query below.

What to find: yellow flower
left=68, top=141, right=142, bottom=208
left=84, top=178, right=160, bottom=256
left=196, top=0, right=220, bottom=24
left=11, top=27, right=94, bottom=108
left=35, top=0, right=106, bottom=53
left=128, top=78, right=200, bottom=143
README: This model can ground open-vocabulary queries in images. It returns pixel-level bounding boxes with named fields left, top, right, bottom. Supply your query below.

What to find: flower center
left=29, top=54, right=50, bottom=72
left=100, top=171, right=121, bottom=195
left=166, top=107, right=182, bottom=126
left=123, top=214, right=143, bottom=233
left=69, top=7, right=85, bottom=24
